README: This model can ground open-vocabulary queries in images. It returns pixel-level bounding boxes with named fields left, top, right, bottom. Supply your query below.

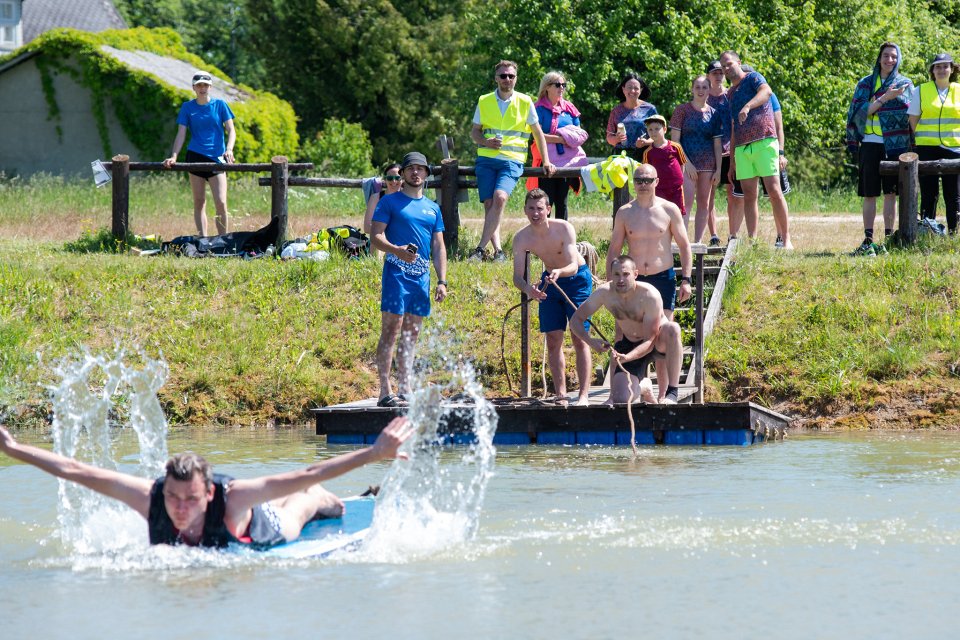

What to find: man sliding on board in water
left=0, top=417, right=413, bottom=549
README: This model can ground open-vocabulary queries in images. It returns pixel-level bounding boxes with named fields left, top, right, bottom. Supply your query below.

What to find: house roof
left=23, top=0, right=127, bottom=44
left=100, top=46, right=249, bottom=103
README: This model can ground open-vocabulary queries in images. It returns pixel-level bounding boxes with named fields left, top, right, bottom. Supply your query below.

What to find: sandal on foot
left=377, top=393, right=408, bottom=408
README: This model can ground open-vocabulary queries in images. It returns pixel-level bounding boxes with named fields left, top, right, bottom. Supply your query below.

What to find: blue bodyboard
left=259, top=495, right=375, bottom=559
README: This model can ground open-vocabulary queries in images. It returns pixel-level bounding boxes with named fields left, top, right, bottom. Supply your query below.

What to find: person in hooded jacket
left=845, top=42, right=913, bottom=255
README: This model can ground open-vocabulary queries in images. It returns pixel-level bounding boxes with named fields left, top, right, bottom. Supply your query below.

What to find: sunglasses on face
left=384, top=175, right=402, bottom=181
left=551, top=82, right=567, bottom=88
left=633, top=177, right=656, bottom=185
left=498, top=73, right=516, bottom=79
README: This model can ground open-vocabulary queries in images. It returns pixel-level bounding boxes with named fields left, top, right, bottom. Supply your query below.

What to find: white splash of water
left=361, top=322, right=498, bottom=562
left=46, top=348, right=169, bottom=555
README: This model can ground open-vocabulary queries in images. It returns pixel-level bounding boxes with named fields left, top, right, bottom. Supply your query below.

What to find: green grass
left=708, top=237, right=960, bottom=423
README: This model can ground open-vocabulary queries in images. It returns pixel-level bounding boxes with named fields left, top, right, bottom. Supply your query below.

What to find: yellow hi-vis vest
left=585, top=152, right=638, bottom=196
left=866, top=75, right=883, bottom=136
left=914, top=81, right=960, bottom=147
left=477, top=91, right=535, bottom=163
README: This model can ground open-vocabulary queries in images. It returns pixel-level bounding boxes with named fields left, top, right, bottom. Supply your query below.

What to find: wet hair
left=612, top=255, right=637, bottom=270
left=525, top=188, right=550, bottom=205
left=538, top=70, right=566, bottom=100
left=494, top=60, right=518, bottom=75
left=616, top=73, right=651, bottom=102
left=166, top=452, right=213, bottom=490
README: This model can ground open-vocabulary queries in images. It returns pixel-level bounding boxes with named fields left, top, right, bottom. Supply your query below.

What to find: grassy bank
left=3, top=230, right=960, bottom=430
left=4, top=175, right=960, bottom=429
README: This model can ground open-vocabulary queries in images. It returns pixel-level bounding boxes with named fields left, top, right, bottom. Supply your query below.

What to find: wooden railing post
left=440, top=158, right=460, bottom=257
left=271, top=156, right=289, bottom=247
left=520, top=250, right=531, bottom=398
left=898, top=152, right=919, bottom=246
left=612, top=185, right=630, bottom=228
left=111, top=154, right=130, bottom=242
left=694, top=250, right=705, bottom=403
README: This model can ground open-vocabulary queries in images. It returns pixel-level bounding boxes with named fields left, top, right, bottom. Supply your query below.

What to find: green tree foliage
left=461, top=0, right=960, bottom=185
left=244, top=0, right=467, bottom=162
left=299, top=118, right=375, bottom=177
left=114, top=0, right=266, bottom=85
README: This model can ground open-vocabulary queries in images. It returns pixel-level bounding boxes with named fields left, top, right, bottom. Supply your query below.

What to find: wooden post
left=694, top=252, right=705, bottom=403
left=111, top=154, right=130, bottom=242
left=271, top=156, right=289, bottom=247
left=612, top=185, right=629, bottom=228
left=897, top=152, right=919, bottom=246
left=520, top=251, right=531, bottom=398
left=439, top=158, right=460, bottom=256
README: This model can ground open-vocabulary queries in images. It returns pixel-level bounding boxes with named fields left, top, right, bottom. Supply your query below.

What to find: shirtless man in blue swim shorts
left=370, top=151, right=448, bottom=408
left=0, top=417, right=413, bottom=549
left=606, top=163, right=692, bottom=402
left=511, top=188, right=592, bottom=405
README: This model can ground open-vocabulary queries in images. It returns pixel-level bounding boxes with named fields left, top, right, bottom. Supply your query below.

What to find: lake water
left=1, top=427, right=957, bottom=640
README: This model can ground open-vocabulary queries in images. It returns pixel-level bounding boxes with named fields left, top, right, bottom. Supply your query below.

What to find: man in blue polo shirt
left=370, top=152, right=448, bottom=407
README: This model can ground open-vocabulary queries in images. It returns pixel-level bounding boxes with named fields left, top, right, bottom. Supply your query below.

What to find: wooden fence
left=878, top=152, right=960, bottom=245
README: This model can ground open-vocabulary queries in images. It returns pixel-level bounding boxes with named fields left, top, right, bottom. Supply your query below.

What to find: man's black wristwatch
left=680, top=276, right=692, bottom=284
left=437, top=280, right=448, bottom=286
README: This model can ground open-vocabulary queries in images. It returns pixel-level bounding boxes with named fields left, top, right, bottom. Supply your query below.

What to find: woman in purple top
left=670, top=75, right=723, bottom=243
left=606, top=73, right=658, bottom=162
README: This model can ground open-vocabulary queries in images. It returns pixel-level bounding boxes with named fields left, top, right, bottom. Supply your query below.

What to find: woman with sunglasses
left=363, top=163, right=403, bottom=235
left=606, top=73, right=658, bottom=161
left=529, top=71, right=589, bottom=220
left=163, top=72, right=236, bottom=236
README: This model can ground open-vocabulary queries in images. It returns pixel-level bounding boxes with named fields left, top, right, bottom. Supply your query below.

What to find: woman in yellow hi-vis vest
left=908, top=53, right=960, bottom=233
left=469, top=60, right=555, bottom=261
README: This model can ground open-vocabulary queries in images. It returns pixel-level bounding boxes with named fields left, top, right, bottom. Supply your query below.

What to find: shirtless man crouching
left=571, top=256, right=684, bottom=404
left=512, top=188, right=592, bottom=405
left=606, top=163, right=692, bottom=401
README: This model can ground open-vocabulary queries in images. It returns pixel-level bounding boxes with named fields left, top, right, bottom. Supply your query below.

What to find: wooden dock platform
left=310, top=240, right=792, bottom=447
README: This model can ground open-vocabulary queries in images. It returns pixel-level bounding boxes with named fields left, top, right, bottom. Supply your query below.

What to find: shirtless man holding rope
left=606, top=163, right=692, bottom=402
left=572, top=255, right=684, bottom=404
left=512, top=188, right=592, bottom=405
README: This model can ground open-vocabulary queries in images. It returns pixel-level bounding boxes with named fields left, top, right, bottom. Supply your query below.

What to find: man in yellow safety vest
left=469, top=60, right=555, bottom=261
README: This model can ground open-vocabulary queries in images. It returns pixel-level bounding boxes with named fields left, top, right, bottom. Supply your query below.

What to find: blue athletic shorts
left=538, top=263, right=593, bottom=333
left=637, top=268, right=676, bottom=311
left=381, top=261, right=431, bottom=316
left=475, top=155, right=524, bottom=202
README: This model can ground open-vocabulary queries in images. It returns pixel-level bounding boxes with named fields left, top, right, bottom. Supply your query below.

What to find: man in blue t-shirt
left=370, top=152, right=448, bottom=407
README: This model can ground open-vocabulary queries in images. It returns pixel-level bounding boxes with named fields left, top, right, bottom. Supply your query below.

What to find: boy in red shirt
left=641, top=114, right=695, bottom=217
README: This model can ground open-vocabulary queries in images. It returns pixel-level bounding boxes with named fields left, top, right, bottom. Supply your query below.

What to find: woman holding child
left=670, top=75, right=723, bottom=243
left=529, top=71, right=589, bottom=220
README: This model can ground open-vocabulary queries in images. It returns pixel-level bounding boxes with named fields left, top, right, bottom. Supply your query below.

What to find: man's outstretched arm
left=0, top=426, right=152, bottom=517
left=226, top=417, right=415, bottom=515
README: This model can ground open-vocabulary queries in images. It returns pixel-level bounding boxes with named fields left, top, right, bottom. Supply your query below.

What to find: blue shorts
left=637, top=268, right=676, bottom=311
left=381, top=261, right=431, bottom=316
left=475, top=155, right=523, bottom=202
left=538, top=264, right=593, bottom=333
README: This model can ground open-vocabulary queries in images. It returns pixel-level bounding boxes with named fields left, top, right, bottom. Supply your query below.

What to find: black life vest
left=148, top=473, right=236, bottom=548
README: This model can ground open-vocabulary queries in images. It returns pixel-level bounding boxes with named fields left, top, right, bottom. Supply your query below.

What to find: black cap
left=929, top=52, right=956, bottom=70
left=706, top=60, right=722, bottom=73
left=401, top=151, right=429, bottom=170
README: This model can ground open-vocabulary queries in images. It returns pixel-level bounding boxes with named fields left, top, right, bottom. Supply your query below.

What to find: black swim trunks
left=612, top=337, right=665, bottom=379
